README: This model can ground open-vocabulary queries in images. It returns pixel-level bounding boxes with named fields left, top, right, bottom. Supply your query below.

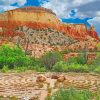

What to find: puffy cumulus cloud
left=88, top=17, right=100, bottom=25
left=76, top=0, right=100, bottom=17
left=41, top=0, right=100, bottom=34
left=96, top=11, right=100, bottom=16
left=41, top=0, right=70, bottom=18
left=41, top=0, right=99, bottom=18
left=72, top=0, right=95, bottom=6
left=0, top=0, right=27, bottom=11
left=0, top=0, right=27, bottom=6
left=88, top=11, right=100, bottom=34
left=0, top=5, right=18, bottom=11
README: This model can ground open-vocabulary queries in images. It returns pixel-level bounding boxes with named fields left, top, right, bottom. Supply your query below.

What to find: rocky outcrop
left=14, top=26, right=76, bottom=46
left=0, top=6, right=99, bottom=57
left=0, top=6, right=98, bottom=41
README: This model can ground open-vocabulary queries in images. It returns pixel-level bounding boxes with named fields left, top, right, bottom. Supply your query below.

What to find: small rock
left=57, top=75, right=66, bottom=82
left=51, top=74, right=58, bottom=79
left=36, top=74, right=46, bottom=82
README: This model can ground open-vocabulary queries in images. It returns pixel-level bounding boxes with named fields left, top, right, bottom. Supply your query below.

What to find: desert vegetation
left=0, top=44, right=100, bottom=100
left=0, top=6, right=99, bottom=100
left=46, top=88, right=100, bottom=100
left=0, top=43, right=99, bottom=100
left=0, top=44, right=100, bottom=74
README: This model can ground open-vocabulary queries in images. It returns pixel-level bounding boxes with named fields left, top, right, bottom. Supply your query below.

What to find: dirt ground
left=0, top=72, right=99, bottom=100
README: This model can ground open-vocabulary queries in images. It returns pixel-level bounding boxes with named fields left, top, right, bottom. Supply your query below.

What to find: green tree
left=0, top=44, right=30, bottom=68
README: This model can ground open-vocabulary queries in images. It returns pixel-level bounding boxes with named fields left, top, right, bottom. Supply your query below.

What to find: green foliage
left=52, top=61, right=68, bottom=72
left=91, top=52, right=100, bottom=66
left=29, top=57, right=46, bottom=72
left=67, top=54, right=86, bottom=65
left=88, top=52, right=100, bottom=73
left=0, top=44, right=100, bottom=73
left=66, top=57, right=78, bottom=65
left=13, top=66, right=46, bottom=72
left=77, top=53, right=87, bottom=64
left=30, top=65, right=46, bottom=72
left=52, top=52, right=99, bottom=73
left=94, top=66, right=100, bottom=74
left=95, top=90, right=100, bottom=100
left=97, top=43, right=100, bottom=49
left=0, top=44, right=30, bottom=68
left=40, top=51, right=62, bottom=70
left=46, top=88, right=92, bottom=100
left=52, top=53, right=89, bottom=73
left=1, top=65, right=9, bottom=73
left=30, top=57, right=41, bottom=67
left=52, top=61, right=89, bottom=73
left=67, top=64, right=89, bottom=73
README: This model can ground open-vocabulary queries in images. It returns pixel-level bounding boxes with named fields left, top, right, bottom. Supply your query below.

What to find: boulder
left=36, top=74, right=46, bottom=82
left=57, top=75, right=66, bottom=82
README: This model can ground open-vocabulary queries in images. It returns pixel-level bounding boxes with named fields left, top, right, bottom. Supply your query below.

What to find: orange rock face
left=0, top=6, right=98, bottom=41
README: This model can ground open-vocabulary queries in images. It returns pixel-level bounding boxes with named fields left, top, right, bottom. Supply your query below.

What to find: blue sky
left=0, top=0, right=100, bottom=35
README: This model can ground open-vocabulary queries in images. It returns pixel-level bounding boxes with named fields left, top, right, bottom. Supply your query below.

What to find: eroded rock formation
left=0, top=6, right=99, bottom=57
left=0, top=6, right=98, bottom=40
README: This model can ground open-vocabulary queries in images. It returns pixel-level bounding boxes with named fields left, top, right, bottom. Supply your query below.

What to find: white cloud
left=41, top=0, right=99, bottom=18
left=72, top=0, right=95, bottom=6
left=88, top=11, right=100, bottom=25
left=96, top=11, right=100, bottom=16
left=2, top=5, right=18, bottom=11
left=41, top=0, right=69, bottom=18
left=0, top=0, right=27, bottom=11
left=88, top=11, right=100, bottom=34
left=41, top=0, right=100, bottom=34
left=0, top=0, right=26, bottom=6
left=88, top=17, right=100, bottom=26
left=17, top=0, right=27, bottom=6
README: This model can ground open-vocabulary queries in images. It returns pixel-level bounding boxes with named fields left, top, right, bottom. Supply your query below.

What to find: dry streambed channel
left=0, top=72, right=99, bottom=100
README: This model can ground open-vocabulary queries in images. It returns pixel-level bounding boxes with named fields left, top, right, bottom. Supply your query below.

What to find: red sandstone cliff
left=0, top=6, right=99, bottom=57
left=0, top=6, right=98, bottom=41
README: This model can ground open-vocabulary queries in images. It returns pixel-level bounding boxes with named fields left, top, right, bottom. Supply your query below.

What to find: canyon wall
left=0, top=7, right=60, bottom=30
left=0, top=6, right=98, bottom=41
left=0, top=6, right=99, bottom=57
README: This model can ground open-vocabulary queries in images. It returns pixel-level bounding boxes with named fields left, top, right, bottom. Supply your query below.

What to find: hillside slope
left=0, top=6, right=99, bottom=57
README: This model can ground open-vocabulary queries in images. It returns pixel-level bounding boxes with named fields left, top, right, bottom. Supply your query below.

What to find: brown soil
left=0, top=72, right=99, bottom=100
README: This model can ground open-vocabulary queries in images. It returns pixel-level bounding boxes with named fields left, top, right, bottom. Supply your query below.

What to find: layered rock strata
left=0, top=6, right=99, bottom=57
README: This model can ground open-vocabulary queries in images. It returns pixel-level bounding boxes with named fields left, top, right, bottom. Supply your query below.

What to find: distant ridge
left=7, top=6, right=56, bottom=15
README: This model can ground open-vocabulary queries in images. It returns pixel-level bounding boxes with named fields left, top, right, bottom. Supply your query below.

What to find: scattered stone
left=51, top=74, right=58, bottom=79
left=57, top=75, right=66, bottom=82
left=36, top=75, right=46, bottom=82
left=0, top=72, right=99, bottom=100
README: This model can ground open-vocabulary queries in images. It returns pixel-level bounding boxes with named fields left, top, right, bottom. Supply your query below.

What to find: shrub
left=66, top=57, right=78, bottom=65
left=91, top=52, right=100, bottom=67
left=31, top=65, right=46, bottom=72
left=30, top=57, right=41, bottom=67
left=76, top=53, right=87, bottom=64
left=94, top=66, right=100, bottom=74
left=53, top=61, right=89, bottom=73
left=67, top=64, right=89, bottom=73
left=66, top=54, right=87, bottom=65
left=13, top=66, right=28, bottom=72
left=88, top=52, right=100, bottom=73
left=40, top=51, right=62, bottom=70
left=0, top=44, right=31, bottom=68
left=52, top=61, right=68, bottom=72
left=97, top=43, right=100, bottom=49
left=1, top=65, right=9, bottom=73
left=46, top=88, right=92, bottom=100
